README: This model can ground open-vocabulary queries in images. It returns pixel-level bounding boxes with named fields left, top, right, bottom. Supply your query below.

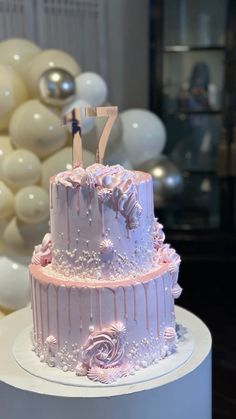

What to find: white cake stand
left=0, top=306, right=212, bottom=419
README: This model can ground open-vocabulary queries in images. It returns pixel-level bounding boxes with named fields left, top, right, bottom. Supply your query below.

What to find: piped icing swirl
left=32, top=233, right=52, bottom=266
left=55, top=164, right=143, bottom=230
left=157, top=243, right=181, bottom=273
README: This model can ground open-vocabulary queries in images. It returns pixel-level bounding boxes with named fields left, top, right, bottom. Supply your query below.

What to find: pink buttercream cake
left=29, top=163, right=182, bottom=384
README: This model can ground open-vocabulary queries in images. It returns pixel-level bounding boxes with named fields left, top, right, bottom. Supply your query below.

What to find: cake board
left=0, top=306, right=212, bottom=419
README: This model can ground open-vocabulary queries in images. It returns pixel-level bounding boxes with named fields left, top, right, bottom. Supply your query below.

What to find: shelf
left=164, top=110, right=222, bottom=116
left=163, top=45, right=225, bottom=53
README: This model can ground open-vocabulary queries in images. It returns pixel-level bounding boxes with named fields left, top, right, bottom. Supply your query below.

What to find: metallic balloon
left=136, top=156, right=184, bottom=208
left=38, top=68, right=76, bottom=107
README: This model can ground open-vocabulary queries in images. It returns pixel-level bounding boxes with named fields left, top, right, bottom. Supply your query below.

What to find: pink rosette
left=31, top=233, right=52, bottom=267
left=171, top=283, right=183, bottom=299
left=157, top=243, right=181, bottom=273
left=81, top=322, right=126, bottom=369
left=164, top=327, right=177, bottom=344
left=153, top=218, right=165, bottom=249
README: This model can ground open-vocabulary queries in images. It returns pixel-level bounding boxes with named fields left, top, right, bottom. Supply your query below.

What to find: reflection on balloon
left=0, top=64, right=29, bottom=131
left=27, top=49, right=81, bottom=95
left=0, top=38, right=41, bottom=78
left=0, top=136, right=13, bottom=179
left=15, top=186, right=49, bottom=224
left=63, top=98, right=95, bottom=135
left=41, top=147, right=94, bottom=190
left=136, top=156, right=184, bottom=208
left=0, top=256, right=29, bottom=311
left=9, top=99, right=67, bottom=158
left=0, top=182, right=14, bottom=219
left=120, top=109, right=166, bottom=166
left=2, top=149, right=41, bottom=191
left=75, top=72, right=108, bottom=106
left=38, top=68, right=76, bottom=107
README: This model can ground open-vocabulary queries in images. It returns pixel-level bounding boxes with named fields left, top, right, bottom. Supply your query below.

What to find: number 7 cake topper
left=63, top=106, right=118, bottom=168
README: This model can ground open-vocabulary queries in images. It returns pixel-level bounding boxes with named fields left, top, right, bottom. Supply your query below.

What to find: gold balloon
left=0, top=181, right=14, bottom=219
left=38, top=68, right=76, bottom=107
left=136, top=156, right=184, bottom=208
left=27, top=49, right=81, bottom=95
left=3, top=217, right=48, bottom=249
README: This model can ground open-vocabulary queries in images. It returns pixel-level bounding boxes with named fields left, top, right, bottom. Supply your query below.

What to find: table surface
left=0, top=305, right=212, bottom=398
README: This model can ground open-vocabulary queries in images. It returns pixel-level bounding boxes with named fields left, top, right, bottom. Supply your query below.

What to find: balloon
left=104, top=143, right=132, bottom=170
left=0, top=136, right=13, bottom=180
left=83, top=108, right=123, bottom=155
left=9, top=99, right=67, bottom=158
left=75, top=72, right=108, bottom=106
left=2, top=149, right=41, bottom=191
left=0, top=64, right=29, bottom=131
left=63, top=98, right=95, bottom=135
left=41, top=146, right=94, bottom=189
left=38, top=67, right=76, bottom=107
left=136, top=156, right=184, bottom=208
left=27, top=49, right=81, bottom=95
left=0, top=256, right=29, bottom=311
left=15, top=186, right=49, bottom=224
left=120, top=109, right=166, bottom=166
left=0, top=38, right=41, bottom=78
left=3, top=217, right=48, bottom=249
left=0, top=181, right=14, bottom=219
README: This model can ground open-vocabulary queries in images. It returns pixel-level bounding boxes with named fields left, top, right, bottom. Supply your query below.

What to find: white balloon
left=0, top=256, right=29, bottom=310
left=9, top=99, right=67, bottom=158
left=76, top=72, right=108, bottom=106
left=0, top=64, right=29, bottom=131
left=0, top=38, right=41, bottom=78
left=0, top=136, right=13, bottom=180
left=27, top=49, right=81, bottom=95
left=2, top=149, right=41, bottom=191
left=15, top=186, right=49, bottom=224
left=104, top=142, right=133, bottom=170
left=120, top=109, right=166, bottom=166
left=0, top=181, right=14, bottom=219
left=63, top=98, right=95, bottom=135
left=3, top=216, right=48, bottom=249
left=41, top=146, right=94, bottom=190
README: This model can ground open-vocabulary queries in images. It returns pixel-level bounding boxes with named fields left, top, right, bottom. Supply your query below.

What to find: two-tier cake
left=29, top=107, right=182, bottom=384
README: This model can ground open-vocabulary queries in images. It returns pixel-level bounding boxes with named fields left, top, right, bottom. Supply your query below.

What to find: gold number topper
left=63, top=106, right=118, bottom=168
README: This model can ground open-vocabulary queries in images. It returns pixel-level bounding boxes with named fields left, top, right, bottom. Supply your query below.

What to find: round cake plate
left=12, top=322, right=194, bottom=388
left=0, top=306, right=212, bottom=419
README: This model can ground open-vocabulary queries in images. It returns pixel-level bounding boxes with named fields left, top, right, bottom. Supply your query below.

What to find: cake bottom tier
left=29, top=264, right=181, bottom=383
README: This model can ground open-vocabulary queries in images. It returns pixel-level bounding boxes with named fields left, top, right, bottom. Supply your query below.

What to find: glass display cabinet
left=150, top=0, right=236, bottom=259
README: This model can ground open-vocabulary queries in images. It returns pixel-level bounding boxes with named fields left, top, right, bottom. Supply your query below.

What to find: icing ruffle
left=31, top=233, right=52, bottom=267
left=157, top=243, right=181, bottom=273
left=153, top=218, right=165, bottom=249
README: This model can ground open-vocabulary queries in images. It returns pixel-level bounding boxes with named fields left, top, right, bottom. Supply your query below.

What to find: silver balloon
left=136, top=156, right=184, bottom=208
left=38, top=68, right=76, bottom=107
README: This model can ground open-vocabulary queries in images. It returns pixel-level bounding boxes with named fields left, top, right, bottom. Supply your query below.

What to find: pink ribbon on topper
left=63, top=106, right=118, bottom=167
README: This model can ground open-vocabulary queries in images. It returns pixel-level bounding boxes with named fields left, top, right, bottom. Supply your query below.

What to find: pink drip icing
left=29, top=273, right=33, bottom=309
left=154, top=278, right=159, bottom=337
left=164, top=274, right=167, bottom=324
left=66, top=188, right=70, bottom=246
left=89, top=288, right=93, bottom=322
left=77, top=188, right=80, bottom=213
left=143, top=283, right=149, bottom=331
left=56, top=184, right=59, bottom=200
left=96, top=288, right=102, bottom=330
left=34, top=279, right=38, bottom=343
left=132, top=285, right=137, bottom=321
left=46, top=284, right=50, bottom=336
left=56, top=287, right=60, bottom=348
left=31, top=276, right=36, bottom=338
left=123, top=287, right=127, bottom=319
left=114, top=289, right=118, bottom=322
left=39, top=283, right=44, bottom=344
left=67, top=288, right=71, bottom=334
left=78, top=289, right=82, bottom=331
